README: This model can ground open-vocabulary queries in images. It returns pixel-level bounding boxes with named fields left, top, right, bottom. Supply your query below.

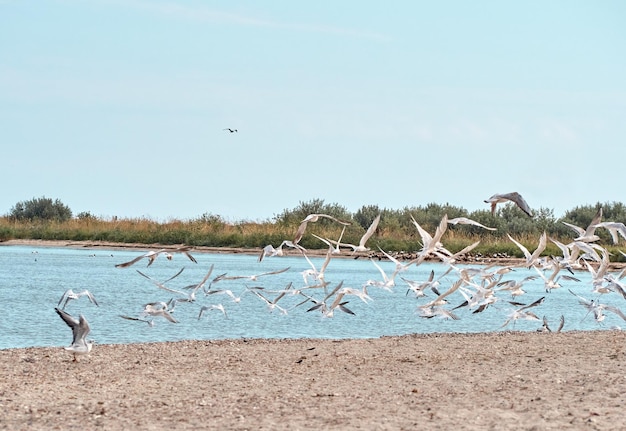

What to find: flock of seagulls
left=54, top=192, right=626, bottom=361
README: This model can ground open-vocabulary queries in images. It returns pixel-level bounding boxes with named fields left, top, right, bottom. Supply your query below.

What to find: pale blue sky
left=2, top=1, right=625, bottom=221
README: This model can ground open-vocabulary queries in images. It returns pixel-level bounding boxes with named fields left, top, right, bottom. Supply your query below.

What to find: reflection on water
left=1, top=245, right=623, bottom=349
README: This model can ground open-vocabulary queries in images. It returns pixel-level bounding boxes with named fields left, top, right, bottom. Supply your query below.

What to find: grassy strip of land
left=1, top=216, right=624, bottom=262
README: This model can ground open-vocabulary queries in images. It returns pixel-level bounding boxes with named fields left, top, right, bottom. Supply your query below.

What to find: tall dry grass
left=0, top=216, right=623, bottom=261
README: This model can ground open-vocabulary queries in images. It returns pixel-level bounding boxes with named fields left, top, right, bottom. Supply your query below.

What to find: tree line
left=5, top=196, right=626, bottom=246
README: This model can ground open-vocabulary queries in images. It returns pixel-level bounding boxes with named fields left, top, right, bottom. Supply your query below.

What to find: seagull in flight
left=500, top=296, right=545, bottom=329
left=198, top=304, right=228, bottom=319
left=507, top=231, right=547, bottom=267
left=364, top=258, right=398, bottom=291
left=251, top=290, right=289, bottom=314
left=301, top=247, right=333, bottom=285
left=212, top=266, right=290, bottom=282
left=328, top=214, right=380, bottom=253
left=223, top=128, right=238, bottom=133
left=293, top=213, right=351, bottom=245
left=533, top=264, right=580, bottom=292
left=484, top=192, right=533, bottom=217
left=447, top=217, right=496, bottom=231
left=496, top=275, right=539, bottom=298
left=561, top=207, right=603, bottom=243
left=55, top=308, right=94, bottom=362
left=139, top=302, right=179, bottom=323
left=139, top=265, right=215, bottom=306
left=401, top=269, right=442, bottom=298
left=258, top=240, right=305, bottom=262
left=57, top=289, right=99, bottom=310
left=303, top=281, right=356, bottom=317
left=591, top=221, right=626, bottom=244
left=119, top=314, right=155, bottom=327
left=115, top=246, right=197, bottom=268
left=411, top=214, right=449, bottom=264
left=569, top=289, right=626, bottom=323
left=205, top=288, right=245, bottom=303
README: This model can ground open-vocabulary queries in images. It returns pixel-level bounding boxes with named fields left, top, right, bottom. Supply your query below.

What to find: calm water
left=1, top=245, right=623, bottom=350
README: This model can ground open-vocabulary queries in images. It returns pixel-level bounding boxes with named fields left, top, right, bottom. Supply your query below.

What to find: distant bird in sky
left=223, top=128, right=238, bottom=133
left=484, top=192, right=533, bottom=217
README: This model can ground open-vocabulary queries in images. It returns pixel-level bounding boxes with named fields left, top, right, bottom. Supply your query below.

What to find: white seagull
left=419, top=279, right=463, bottom=309
left=140, top=302, right=178, bottom=323
left=115, top=246, right=197, bottom=268
left=561, top=207, right=603, bottom=243
left=507, top=231, right=547, bottom=267
left=533, top=264, right=580, bottom=292
left=401, top=269, right=438, bottom=298
left=311, top=225, right=347, bottom=254
left=55, top=308, right=94, bottom=362
left=496, top=275, right=539, bottom=298
left=205, top=288, right=245, bottom=303
left=301, top=247, right=333, bottom=285
left=569, top=289, right=626, bottom=323
left=251, top=290, right=289, bottom=315
left=447, top=217, right=497, bottom=231
left=57, top=289, right=99, bottom=310
left=304, top=282, right=356, bottom=317
left=364, top=258, right=397, bottom=291
left=198, top=304, right=228, bottom=319
left=293, top=213, right=351, bottom=244
left=411, top=214, right=449, bottom=264
left=212, top=266, right=290, bottom=282
left=258, top=240, right=305, bottom=262
left=119, top=314, right=155, bottom=327
left=500, top=296, right=545, bottom=329
left=136, top=267, right=189, bottom=296
left=591, top=221, right=626, bottom=245
left=328, top=214, right=381, bottom=254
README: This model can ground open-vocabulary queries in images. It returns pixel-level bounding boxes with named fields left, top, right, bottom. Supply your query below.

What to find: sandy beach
left=1, top=332, right=625, bottom=430
left=2, top=240, right=626, bottom=430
